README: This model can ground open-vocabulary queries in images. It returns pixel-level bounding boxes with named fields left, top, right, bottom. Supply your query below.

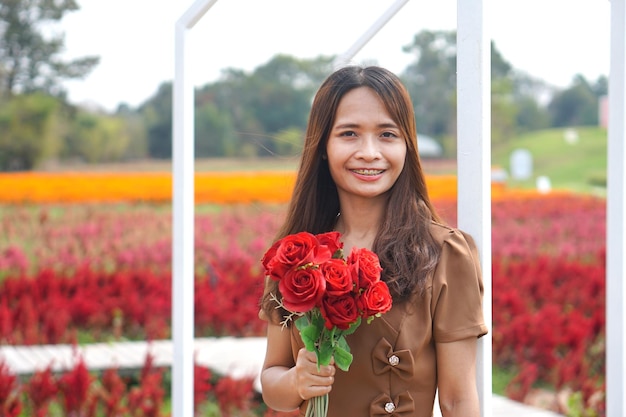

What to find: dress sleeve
left=431, top=229, right=488, bottom=343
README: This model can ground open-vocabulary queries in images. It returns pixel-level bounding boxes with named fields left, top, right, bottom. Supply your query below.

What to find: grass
left=492, top=365, right=518, bottom=396
left=492, top=126, right=607, bottom=195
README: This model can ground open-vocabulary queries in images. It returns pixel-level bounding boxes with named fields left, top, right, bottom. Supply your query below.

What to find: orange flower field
left=0, top=172, right=564, bottom=204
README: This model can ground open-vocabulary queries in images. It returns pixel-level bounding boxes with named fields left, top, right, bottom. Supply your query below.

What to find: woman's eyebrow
left=333, top=122, right=398, bottom=129
left=333, top=123, right=359, bottom=129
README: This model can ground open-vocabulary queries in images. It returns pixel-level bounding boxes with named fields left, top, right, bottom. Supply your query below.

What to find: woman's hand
left=261, top=323, right=336, bottom=411
left=294, top=348, right=336, bottom=400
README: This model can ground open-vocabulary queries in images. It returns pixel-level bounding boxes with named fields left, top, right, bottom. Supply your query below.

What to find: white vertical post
left=333, top=0, right=410, bottom=69
left=607, top=0, right=626, bottom=415
left=172, top=1, right=219, bottom=416
left=456, top=1, right=492, bottom=416
left=172, top=21, right=195, bottom=417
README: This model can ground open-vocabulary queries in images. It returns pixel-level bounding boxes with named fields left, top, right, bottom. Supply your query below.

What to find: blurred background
left=0, top=1, right=611, bottom=416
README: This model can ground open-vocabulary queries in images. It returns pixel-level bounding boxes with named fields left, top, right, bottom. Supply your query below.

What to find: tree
left=197, top=69, right=263, bottom=157
left=0, top=93, right=62, bottom=170
left=509, top=74, right=550, bottom=133
left=401, top=30, right=549, bottom=146
left=248, top=55, right=315, bottom=134
left=62, top=109, right=145, bottom=163
left=0, top=0, right=99, bottom=97
left=548, top=75, right=598, bottom=127
left=195, top=101, right=236, bottom=157
left=140, top=82, right=172, bottom=159
left=273, top=127, right=304, bottom=157
left=244, top=55, right=331, bottom=156
left=192, top=55, right=332, bottom=158
left=592, top=75, right=608, bottom=97
left=138, top=54, right=333, bottom=159
left=114, top=104, right=148, bottom=160
left=491, top=77, right=517, bottom=145
left=515, top=96, right=550, bottom=133
left=490, top=41, right=550, bottom=141
left=401, top=30, right=457, bottom=138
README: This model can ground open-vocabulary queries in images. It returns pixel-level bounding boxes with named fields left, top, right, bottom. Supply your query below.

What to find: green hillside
left=492, top=127, right=607, bottom=195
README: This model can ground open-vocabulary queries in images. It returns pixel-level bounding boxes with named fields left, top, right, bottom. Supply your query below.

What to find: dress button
left=388, top=354, right=400, bottom=366
left=385, top=402, right=396, bottom=413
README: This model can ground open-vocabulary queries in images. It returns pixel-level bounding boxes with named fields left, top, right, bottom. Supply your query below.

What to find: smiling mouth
left=351, top=169, right=385, bottom=176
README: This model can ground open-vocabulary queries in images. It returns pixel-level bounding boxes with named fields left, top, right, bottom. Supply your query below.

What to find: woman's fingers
left=295, top=348, right=336, bottom=400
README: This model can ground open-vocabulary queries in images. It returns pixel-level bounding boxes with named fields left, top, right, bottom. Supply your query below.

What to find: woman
left=259, top=66, right=487, bottom=417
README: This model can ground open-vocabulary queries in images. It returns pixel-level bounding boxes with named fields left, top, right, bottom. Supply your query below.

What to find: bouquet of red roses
left=261, top=231, right=393, bottom=417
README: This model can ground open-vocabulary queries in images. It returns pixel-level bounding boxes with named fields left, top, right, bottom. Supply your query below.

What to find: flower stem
left=305, top=393, right=329, bottom=417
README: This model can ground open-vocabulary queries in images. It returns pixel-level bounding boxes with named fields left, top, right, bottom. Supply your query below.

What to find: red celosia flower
left=25, top=365, right=58, bottom=417
left=57, top=355, right=95, bottom=415
left=194, top=364, right=213, bottom=413
left=100, top=367, right=128, bottom=417
left=214, top=376, right=254, bottom=417
left=127, top=353, right=165, bottom=417
left=0, top=361, right=22, bottom=417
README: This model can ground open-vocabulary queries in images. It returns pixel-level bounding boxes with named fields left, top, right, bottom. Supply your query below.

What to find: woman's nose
left=356, top=136, right=381, bottom=160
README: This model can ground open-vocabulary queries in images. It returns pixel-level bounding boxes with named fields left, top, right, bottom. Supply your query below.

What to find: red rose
left=320, top=259, right=353, bottom=296
left=261, top=240, right=283, bottom=280
left=358, top=280, right=393, bottom=317
left=278, top=266, right=326, bottom=313
left=275, top=232, right=331, bottom=270
left=316, top=231, right=343, bottom=258
left=347, top=247, right=382, bottom=290
left=320, top=293, right=360, bottom=330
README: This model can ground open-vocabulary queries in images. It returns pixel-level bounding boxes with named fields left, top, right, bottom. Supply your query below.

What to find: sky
left=59, top=0, right=611, bottom=112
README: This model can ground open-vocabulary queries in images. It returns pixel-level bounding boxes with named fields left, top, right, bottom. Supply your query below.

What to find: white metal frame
left=456, top=2, right=492, bottom=415
left=172, top=1, right=220, bottom=415
left=332, top=0, right=410, bottom=69
left=172, top=1, right=625, bottom=416
left=607, top=1, right=626, bottom=416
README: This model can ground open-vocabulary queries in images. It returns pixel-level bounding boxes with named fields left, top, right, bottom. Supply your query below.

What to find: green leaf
left=311, top=312, right=325, bottom=332
left=336, top=335, right=350, bottom=352
left=343, top=316, right=361, bottom=336
left=328, top=326, right=337, bottom=346
left=299, top=324, right=318, bottom=353
left=295, top=315, right=310, bottom=331
left=318, top=341, right=333, bottom=366
left=333, top=344, right=353, bottom=371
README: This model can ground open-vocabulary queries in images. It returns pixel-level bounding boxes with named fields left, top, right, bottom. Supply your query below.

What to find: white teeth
left=352, top=169, right=384, bottom=175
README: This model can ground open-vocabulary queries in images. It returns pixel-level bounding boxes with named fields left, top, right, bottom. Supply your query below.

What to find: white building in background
left=600, top=95, right=609, bottom=128
left=417, top=133, right=443, bottom=158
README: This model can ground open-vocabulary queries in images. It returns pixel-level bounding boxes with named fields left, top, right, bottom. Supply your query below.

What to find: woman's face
left=326, top=86, right=407, bottom=204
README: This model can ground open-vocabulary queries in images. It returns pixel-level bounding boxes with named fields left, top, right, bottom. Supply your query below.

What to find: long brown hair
left=261, top=66, right=442, bottom=320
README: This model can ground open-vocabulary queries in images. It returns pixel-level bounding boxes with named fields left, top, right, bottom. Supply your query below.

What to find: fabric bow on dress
left=369, top=391, right=415, bottom=417
left=368, top=338, right=417, bottom=416
left=372, top=338, right=415, bottom=379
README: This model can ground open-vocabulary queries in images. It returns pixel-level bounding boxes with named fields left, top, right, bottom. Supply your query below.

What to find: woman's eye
left=381, top=131, right=398, bottom=138
left=339, top=131, right=357, bottom=137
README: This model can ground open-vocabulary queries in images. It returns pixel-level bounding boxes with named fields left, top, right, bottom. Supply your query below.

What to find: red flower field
left=0, top=194, right=606, bottom=415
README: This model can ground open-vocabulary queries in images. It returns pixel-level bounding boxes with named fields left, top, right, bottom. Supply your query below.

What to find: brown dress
left=287, top=222, right=488, bottom=417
